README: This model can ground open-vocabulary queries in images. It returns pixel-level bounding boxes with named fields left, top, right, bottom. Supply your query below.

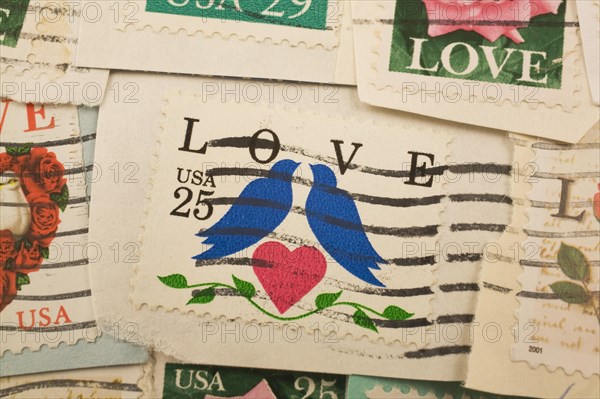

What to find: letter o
left=249, top=129, right=280, bottom=164
left=441, top=42, right=479, bottom=75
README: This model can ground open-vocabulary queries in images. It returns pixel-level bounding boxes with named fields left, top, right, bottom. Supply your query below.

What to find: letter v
left=331, top=140, right=363, bottom=175
left=480, top=46, right=516, bottom=79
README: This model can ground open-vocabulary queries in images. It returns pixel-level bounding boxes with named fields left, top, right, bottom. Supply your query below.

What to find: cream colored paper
left=465, top=132, right=600, bottom=398
left=75, top=0, right=355, bottom=84
left=0, top=101, right=99, bottom=354
left=0, top=364, right=144, bottom=398
left=0, top=1, right=109, bottom=106
left=351, top=0, right=598, bottom=143
left=89, top=72, right=513, bottom=381
left=576, top=0, right=600, bottom=105
left=512, top=137, right=599, bottom=377
left=132, top=94, right=446, bottom=345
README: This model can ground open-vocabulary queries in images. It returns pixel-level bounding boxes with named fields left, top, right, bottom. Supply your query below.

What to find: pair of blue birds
left=194, top=160, right=386, bottom=287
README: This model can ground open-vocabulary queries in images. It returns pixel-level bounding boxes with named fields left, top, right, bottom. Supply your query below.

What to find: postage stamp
left=352, top=0, right=599, bottom=142
left=151, top=353, right=346, bottom=399
left=389, top=0, right=565, bottom=89
left=146, top=0, right=330, bottom=30
left=346, top=375, right=514, bottom=399
left=0, top=0, right=30, bottom=48
left=512, top=138, right=600, bottom=377
left=0, top=100, right=99, bottom=353
left=0, top=364, right=144, bottom=398
left=116, top=0, right=342, bottom=49
left=132, top=92, right=449, bottom=345
left=0, top=1, right=109, bottom=105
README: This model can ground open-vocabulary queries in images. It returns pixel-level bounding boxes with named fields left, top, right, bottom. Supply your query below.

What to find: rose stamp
left=352, top=0, right=599, bottom=142
left=390, top=0, right=565, bottom=88
left=0, top=101, right=98, bottom=353
left=0, top=0, right=30, bottom=47
left=0, top=147, right=69, bottom=312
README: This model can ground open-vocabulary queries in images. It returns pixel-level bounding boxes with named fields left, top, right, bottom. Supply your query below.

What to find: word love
left=0, top=100, right=56, bottom=134
left=178, top=117, right=438, bottom=187
left=16, top=305, right=72, bottom=329
left=409, top=38, right=550, bottom=84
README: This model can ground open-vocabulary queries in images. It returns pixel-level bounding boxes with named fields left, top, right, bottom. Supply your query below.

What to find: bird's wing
left=201, top=178, right=287, bottom=237
left=307, top=187, right=386, bottom=286
left=195, top=176, right=292, bottom=259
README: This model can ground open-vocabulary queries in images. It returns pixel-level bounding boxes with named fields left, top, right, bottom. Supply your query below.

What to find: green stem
left=336, top=302, right=387, bottom=318
left=582, top=281, right=600, bottom=323
left=183, top=282, right=388, bottom=321
left=247, top=299, right=321, bottom=321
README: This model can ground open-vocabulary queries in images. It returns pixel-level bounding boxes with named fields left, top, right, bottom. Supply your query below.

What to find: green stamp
left=346, top=375, right=527, bottom=399
left=389, top=0, right=566, bottom=88
left=0, top=0, right=30, bottom=47
left=163, top=362, right=346, bottom=398
left=146, top=0, right=330, bottom=30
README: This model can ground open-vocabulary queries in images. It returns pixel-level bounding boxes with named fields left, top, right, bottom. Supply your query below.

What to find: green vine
left=158, top=274, right=414, bottom=332
left=549, top=243, right=600, bottom=323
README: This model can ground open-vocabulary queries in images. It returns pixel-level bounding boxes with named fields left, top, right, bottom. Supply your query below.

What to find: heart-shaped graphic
left=252, top=241, right=326, bottom=314
left=0, top=147, right=68, bottom=312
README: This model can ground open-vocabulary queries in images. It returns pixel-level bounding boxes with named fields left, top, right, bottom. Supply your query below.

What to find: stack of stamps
left=0, top=0, right=598, bottom=398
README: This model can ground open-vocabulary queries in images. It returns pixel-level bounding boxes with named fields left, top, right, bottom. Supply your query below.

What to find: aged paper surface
left=132, top=94, right=447, bottom=345
left=0, top=106, right=148, bottom=377
left=465, top=131, right=600, bottom=398
left=75, top=0, right=355, bottom=84
left=512, top=133, right=599, bottom=376
left=576, top=0, right=600, bottom=105
left=87, top=72, right=517, bottom=381
left=0, top=1, right=109, bottom=105
left=352, top=0, right=598, bottom=142
left=0, top=363, right=144, bottom=398
left=0, top=101, right=99, bottom=354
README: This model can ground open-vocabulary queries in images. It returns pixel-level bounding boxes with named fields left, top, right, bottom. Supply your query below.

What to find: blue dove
left=193, top=159, right=300, bottom=260
left=306, top=164, right=386, bottom=287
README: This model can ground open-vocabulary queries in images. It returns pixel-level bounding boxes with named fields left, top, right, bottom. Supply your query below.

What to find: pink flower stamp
left=422, top=0, right=563, bottom=43
left=389, top=0, right=566, bottom=88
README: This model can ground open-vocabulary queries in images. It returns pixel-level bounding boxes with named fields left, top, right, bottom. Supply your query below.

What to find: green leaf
left=232, top=275, right=255, bottom=299
left=352, top=309, right=378, bottom=333
left=6, top=145, right=31, bottom=157
left=16, top=272, right=30, bottom=291
left=315, top=291, right=342, bottom=309
left=50, top=184, right=69, bottom=212
left=158, top=274, right=188, bottom=289
left=382, top=305, right=414, bottom=320
left=557, top=243, right=589, bottom=281
left=549, top=281, right=590, bottom=304
left=40, top=246, right=50, bottom=260
left=187, top=288, right=215, bottom=305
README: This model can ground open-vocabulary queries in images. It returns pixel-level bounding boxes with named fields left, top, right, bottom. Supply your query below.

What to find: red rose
left=0, top=153, right=15, bottom=174
left=15, top=241, right=44, bottom=273
left=0, top=268, right=17, bottom=312
left=594, top=183, right=600, bottom=222
left=28, top=196, right=60, bottom=247
left=0, top=230, right=17, bottom=268
left=23, top=148, right=66, bottom=195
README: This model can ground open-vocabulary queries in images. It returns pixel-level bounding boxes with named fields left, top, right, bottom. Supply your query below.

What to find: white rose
left=0, top=177, right=31, bottom=238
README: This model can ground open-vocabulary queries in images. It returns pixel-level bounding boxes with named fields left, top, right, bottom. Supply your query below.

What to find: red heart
left=252, top=242, right=327, bottom=314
